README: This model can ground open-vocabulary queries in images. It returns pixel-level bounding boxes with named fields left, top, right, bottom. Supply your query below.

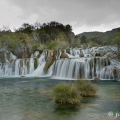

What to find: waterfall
left=0, top=46, right=120, bottom=80
left=50, top=57, right=115, bottom=80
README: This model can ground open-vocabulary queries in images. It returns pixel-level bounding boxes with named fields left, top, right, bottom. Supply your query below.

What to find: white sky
left=0, top=0, right=120, bottom=34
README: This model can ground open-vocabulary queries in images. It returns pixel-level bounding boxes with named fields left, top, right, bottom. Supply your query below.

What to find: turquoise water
left=0, top=78, right=120, bottom=120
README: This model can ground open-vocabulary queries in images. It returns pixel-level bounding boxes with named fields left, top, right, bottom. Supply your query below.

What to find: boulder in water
left=94, top=77, right=101, bottom=80
left=95, top=52, right=101, bottom=57
left=80, top=53, right=84, bottom=57
left=60, top=53, right=69, bottom=59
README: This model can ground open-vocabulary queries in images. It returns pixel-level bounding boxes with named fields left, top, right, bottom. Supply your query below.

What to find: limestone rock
left=48, top=50, right=54, bottom=56
left=0, top=52, right=5, bottom=63
left=60, top=53, right=69, bottom=59
left=44, top=55, right=54, bottom=72
left=94, top=77, right=101, bottom=80
left=12, top=46, right=31, bottom=58
left=95, top=52, right=101, bottom=57
left=80, top=53, right=84, bottom=57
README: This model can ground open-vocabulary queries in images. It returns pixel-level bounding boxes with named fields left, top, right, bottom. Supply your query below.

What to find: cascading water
left=0, top=46, right=120, bottom=80
left=0, top=50, right=48, bottom=76
left=50, top=57, right=114, bottom=80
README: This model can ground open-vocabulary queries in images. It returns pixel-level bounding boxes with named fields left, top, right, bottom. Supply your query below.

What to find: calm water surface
left=0, top=78, right=120, bottom=120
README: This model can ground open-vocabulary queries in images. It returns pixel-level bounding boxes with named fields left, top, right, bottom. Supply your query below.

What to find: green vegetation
left=89, top=43, right=98, bottom=47
left=0, top=21, right=76, bottom=58
left=53, top=84, right=81, bottom=104
left=112, top=28, right=120, bottom=59
left=0, top=21, right=120, bottom=60
left=32, top=44, right=39, bottom=52
left=78, top=31, right=102, bottom=38
left=78, top=28, right=119, bottom=47
left=0, top=34, right=22, bottom=51
left=75, top=80, right=98, bottom=97
left=52, top=80, right=98, bottom=105
left=45, top=40, right=58, bottom=49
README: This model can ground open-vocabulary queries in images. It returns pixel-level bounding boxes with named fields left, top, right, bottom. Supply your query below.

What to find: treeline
left=0, top=21, right=120, bottom=59
left=78, top=27, right=120, bottom=47
left=0, top=21, right=78, bottom=58
left=78, top=28, right=120, bottom=59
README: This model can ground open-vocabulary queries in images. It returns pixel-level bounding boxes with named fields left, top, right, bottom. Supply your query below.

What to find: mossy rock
left=66, top=49, right=70, bottom=54
left=113, top=68, right=119, bottom=79
left=37, top=53, right=40, bottom=58
left=53, top=50, right=57, bottom=60
left=94, top=77, right=100, bottom=81
left=95, top=52, right=101, bottom=57
left=6, top=52, right=10, bottom=61
left=34, top=58, right=38, bottom=69
left=26, top=60, right=30, bottom=73
left=80, top=54, right=84, bottom=57
left=60, top=53, right=69, bottom=59
left=44, top=55, right=55, bottom=72
left=21, top=76, right=26, bottom=77
left=24, top=53, right=30, bottom=58
left=0, top=53, right=5, bottom=63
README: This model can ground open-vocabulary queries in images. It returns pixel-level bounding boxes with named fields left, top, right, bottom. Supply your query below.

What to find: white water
left=0, top=46, right=120, bottom=80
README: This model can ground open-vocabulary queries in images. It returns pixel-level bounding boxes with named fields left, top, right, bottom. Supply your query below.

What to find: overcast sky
left=0, top=0, right=120, bottom=34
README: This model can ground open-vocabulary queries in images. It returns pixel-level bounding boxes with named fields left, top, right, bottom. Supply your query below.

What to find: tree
left=34, top=22, right=41, bottom=29
left=15, top=23, right=34, bottom=34
left=0, top=34, right=22, bottom=51
left=81, top=35, right=86, bottom=44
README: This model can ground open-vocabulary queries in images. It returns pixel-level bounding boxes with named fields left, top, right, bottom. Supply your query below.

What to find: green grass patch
left=53, top=84, right=81, bottom=105
left=75, top=80, right=98, bottom=97
left=52, top=80, right=98, bottom=105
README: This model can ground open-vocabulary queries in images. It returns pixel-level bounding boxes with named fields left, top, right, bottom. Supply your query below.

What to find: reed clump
left=52, top=79, right=98, bottom=105
left=53, top=84, right=81, bottom=104
left=75, top=80, right=98, bottom=97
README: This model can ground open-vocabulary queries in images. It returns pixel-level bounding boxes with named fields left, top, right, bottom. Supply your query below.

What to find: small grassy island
left=76, top=80, right=98, bottom=97
left=53, top=84, right=81, bottom=104
left=53, top=80, right=98, bottom=105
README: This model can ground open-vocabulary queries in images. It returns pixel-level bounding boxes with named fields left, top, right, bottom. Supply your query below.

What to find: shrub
left=53, top=84, right=81, bottom=104
left=32, top=44, right=39, bottom=52
left=76, top=80, right=98, bottom=97
left=45, top=40, right=58, bottom=49
left=90, top=43, right=98, bottom=47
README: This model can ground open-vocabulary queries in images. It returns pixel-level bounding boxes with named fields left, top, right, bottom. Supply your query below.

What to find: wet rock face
left=12, top=46, right=25, bottom=58
left=0, top=49, right=6, bottom=63
left=44, top=55, right=54, bottom=73
left=60, top=53, right=69, bottom=59
left=48, top=50, right=54, bottom=56
left=80, top=53, right=84, bottom=57
left=94, top=77, right=101, bottom=80
left=12, top=46, right=30, bottom=58
left=0, top=52, right=5, bottom=63
left=95, top=52, right=101, bottom=57
left=113, top=68, right=120, bottom=79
